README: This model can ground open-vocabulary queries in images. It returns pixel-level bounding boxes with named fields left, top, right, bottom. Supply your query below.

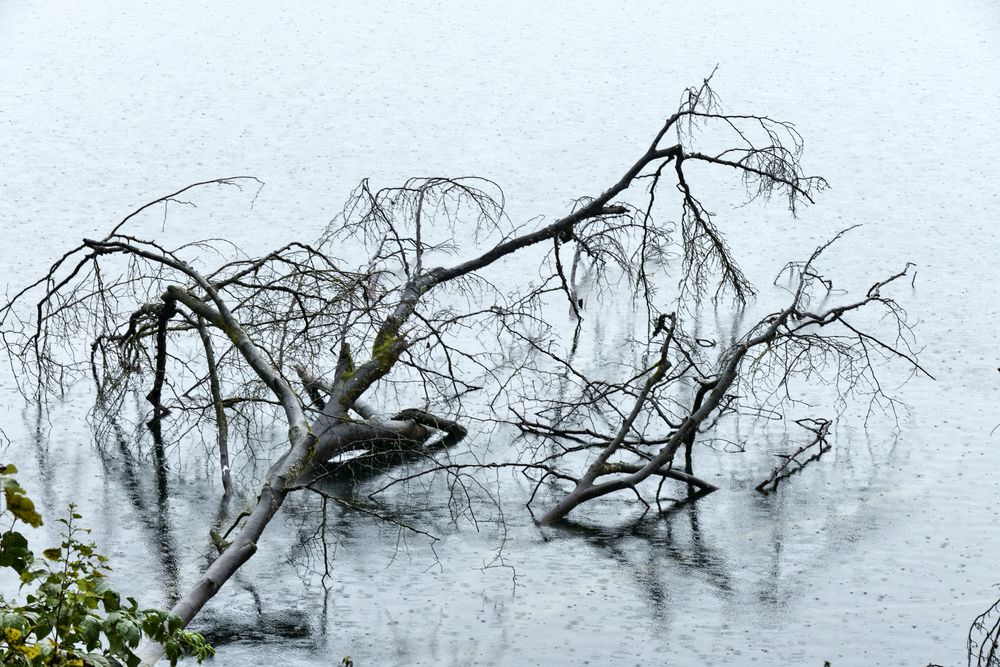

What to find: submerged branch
left=754, top=417, right=831, bottom=495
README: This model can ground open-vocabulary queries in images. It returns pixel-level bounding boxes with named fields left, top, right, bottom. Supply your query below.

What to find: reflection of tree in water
left=26, top=404, right=55, bottom=518
left=274, top=467, right=521, bottom=660
left=720, top=427, right=906, bottom=611
left=553, top=501, right=734, bottom=633
left=521, top=424, right=908, bottom=637
left=283, top=470, right=446, bottom=577
left=91, top=407, right=183, bottom=604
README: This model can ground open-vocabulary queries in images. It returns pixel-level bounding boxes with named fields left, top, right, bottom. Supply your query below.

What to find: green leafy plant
left=0, top=464, right=213, bottom=666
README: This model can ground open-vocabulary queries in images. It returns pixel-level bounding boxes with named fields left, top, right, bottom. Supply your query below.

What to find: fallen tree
left=0, top=75, right=926, bottom=664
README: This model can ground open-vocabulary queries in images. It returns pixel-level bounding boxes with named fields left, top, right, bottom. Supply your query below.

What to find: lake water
left=2, top=2, right=999, bottom=665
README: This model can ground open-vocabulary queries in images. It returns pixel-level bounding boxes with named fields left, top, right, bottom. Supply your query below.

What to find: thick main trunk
left=136, top=428, right=315, bottom=665
left=136, top=405, right=458, bottom=665
left=138, top=286, right=322, bottom=665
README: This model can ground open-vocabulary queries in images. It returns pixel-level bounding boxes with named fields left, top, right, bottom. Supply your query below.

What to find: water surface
left=2, top=2, right=999, bottom=665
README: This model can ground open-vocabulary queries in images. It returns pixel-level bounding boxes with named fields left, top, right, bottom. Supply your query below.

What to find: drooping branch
left=146, top=298, right=176, bottom=422
left=193, top=314, right=233, bottom=498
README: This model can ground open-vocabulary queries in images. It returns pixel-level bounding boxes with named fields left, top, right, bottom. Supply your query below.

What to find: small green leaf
left=79, top=616, right=101, bottom=649
left=166, top=613, right=183, bottom=633
left=102, top=589, right=121, bottom=612
left=0, top=531, right=33, bottom=573
left=3, top=487, right=43, bottom=527
left=83, top=653, right=115, bottom=667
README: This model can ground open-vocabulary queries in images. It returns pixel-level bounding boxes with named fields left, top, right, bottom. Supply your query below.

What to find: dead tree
left=0, top=75, right=926, bottom=664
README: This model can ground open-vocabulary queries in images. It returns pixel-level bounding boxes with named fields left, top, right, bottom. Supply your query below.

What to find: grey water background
left=2, top=1, right=999, bottom=665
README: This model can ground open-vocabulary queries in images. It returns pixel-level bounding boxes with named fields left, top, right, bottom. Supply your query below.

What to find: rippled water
left=2, top=2, right=1000, bottom=665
